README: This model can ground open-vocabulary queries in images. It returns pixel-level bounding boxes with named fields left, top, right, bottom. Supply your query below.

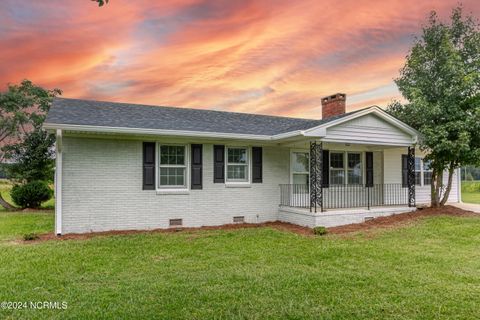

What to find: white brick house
left=44, top=94, right=461, bottom=235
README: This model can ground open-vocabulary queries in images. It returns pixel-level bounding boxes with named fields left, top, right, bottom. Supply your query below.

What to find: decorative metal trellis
left=309, top=141, right=323, bottom=213
left=407, top=146, right=416, bottom=207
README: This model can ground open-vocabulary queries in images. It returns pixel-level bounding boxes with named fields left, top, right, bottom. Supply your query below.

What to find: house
left=44, top=94, right=461, bottom=235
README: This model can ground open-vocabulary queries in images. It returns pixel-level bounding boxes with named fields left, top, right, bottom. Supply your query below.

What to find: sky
left=1, top=0, right=479, bottom=119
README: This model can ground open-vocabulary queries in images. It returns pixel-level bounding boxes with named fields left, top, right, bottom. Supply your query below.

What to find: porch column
left=407, top=146, right=416, bottom=207
left=309, top=141, right=323, bottom=213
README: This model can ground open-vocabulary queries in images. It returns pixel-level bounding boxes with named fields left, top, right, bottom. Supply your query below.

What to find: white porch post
left=55, top=129, right=63, bottom=235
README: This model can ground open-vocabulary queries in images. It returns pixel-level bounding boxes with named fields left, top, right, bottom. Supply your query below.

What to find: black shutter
left=191, top=144, right=203, bottom=189
left=366, top=152, right=374, bottom=187
left=322, top=150, right=329, bottom=187
left=143, top=142, right=155, bottom=190
left=213, top=145, right=225, bottom=183
left=252, top=147, right=263, bottom=183
left=401, top=154, right=408, bottom=187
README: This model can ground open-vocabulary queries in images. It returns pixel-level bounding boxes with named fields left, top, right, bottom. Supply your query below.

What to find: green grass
left=0, top=179, right=54, bottom=211
left=0, top=213, right=480, bottom=319
left=462, top=181, right=480, bottom=204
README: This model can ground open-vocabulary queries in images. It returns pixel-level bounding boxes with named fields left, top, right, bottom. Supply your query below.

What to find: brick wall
left=60, top=136, right=290, bottom=234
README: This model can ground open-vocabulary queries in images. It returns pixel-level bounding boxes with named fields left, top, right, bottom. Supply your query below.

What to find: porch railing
left=279, top=183, right=408, bottom=211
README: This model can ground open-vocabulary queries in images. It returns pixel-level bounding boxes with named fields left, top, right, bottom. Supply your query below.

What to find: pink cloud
left=0, top=0, right=479, bottom=118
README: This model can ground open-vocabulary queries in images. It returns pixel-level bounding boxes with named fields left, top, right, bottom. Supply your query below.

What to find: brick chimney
left=321, top=93, right=346, bottom=119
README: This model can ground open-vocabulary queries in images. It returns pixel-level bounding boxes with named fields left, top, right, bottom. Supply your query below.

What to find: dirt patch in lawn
left=22, top=206, right=478, bottom=243
left=327, top=205, right=478, bottom=235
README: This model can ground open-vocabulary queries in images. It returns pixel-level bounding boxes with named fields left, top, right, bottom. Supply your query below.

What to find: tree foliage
left=0, top=80, right=61, bottom=160
left=3, top=129, right=56, bottom=183
left=388, top=6, right=480, bottom=206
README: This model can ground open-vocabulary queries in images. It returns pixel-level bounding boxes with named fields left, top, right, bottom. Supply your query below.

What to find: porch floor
left=278, top=205, right=417, bottom=228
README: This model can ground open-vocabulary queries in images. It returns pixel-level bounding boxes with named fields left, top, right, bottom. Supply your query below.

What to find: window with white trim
left=291, top=152, right=309, bottom=186
left=158, top=145, right=187, bottom=188
left=330, top=152, right=363, bottom=185
left=330, top=152, right=345, bottom=185
left=226, top=147, right=249, bottom=182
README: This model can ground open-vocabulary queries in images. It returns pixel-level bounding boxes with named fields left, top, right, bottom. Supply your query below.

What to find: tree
left=0, top=80, right=61, bottom=209
left=3, top=129, right=55, bottom=183
left=387, top=6, right=480, bottom=207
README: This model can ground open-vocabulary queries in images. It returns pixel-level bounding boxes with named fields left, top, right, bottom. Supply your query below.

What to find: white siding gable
left=323, top=114, right=414, bottom=146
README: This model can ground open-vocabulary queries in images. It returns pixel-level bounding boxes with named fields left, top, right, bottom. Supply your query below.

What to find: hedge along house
left=44, top=94, right=461, bottom=235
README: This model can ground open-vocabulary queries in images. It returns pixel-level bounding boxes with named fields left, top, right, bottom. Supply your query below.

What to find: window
left=330, top=152, right=345, bottom=185
left=347, top=153, right=362, bottom=185
left=159, top=145, right=187, bottom=188
left=329, top=152, right=363, bottom=185
left=291, top=152, right=309, bottom=186
left=415, top=157, right=421, bottom=186
left=226, top=147, right=248, bottom=182
left=423, top=159, right=432, bottom=185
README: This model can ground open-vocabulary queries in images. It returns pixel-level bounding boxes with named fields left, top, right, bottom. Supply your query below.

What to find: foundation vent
left=233, top=216, right=245, bottom=223
left=169, top=219, right=183, bottom=227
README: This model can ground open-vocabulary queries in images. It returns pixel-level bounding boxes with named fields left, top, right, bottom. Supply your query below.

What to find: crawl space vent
left=169, top=219, right=183, bottom=227
left=233, top=216, right=245, bottom=223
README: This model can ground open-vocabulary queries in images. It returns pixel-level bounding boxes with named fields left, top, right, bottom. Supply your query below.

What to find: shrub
left=313, top=226, right=327, bottom=236
left=23, top=233, right=39, bottom=241
left=10, top=181, right=53, bottom=209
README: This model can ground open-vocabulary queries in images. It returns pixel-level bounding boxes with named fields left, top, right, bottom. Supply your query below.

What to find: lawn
left=461, top=181, right=480, bottom=204
left=0, top=212, right=480, bottom=319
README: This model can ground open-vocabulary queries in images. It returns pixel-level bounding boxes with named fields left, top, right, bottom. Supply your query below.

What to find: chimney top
left=321, top=93, right=346, bottom=119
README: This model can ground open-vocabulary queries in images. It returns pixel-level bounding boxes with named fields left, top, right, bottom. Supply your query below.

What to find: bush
left=23, top=233, right=39, bottom=241
left=313, top=226, right=327, bottom=236
left=10, top=181, right=53, bottom=209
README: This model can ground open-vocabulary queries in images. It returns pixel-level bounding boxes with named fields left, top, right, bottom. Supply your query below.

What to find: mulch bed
left=25, top=205, right=478, bottom=242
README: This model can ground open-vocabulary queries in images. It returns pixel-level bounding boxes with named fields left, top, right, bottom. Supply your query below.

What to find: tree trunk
left=440, top=162, right=456, bottom=206
left=0, top=193, right=16, bottom=210
left=431, top=168, right=442, bottom=207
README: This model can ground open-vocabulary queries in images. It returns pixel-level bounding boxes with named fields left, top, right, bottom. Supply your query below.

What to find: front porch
left=276, top=139, right=417, bottom=227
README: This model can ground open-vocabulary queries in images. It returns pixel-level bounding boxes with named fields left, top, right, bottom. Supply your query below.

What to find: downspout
left=55, top=129, right=63, bottom=236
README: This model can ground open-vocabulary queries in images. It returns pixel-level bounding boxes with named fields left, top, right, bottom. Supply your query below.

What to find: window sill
left=156, top=189, right=190, bottom=195
left=225, top=183, right=251, bottom=188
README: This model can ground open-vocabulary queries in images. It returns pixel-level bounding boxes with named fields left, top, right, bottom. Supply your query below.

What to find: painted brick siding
left=61, top=137, right=290, bottom=234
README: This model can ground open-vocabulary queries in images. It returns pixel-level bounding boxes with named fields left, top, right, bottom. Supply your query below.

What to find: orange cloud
left=1, top=0, right=479, bottom=118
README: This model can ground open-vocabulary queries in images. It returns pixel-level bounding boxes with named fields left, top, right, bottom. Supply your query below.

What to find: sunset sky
left=1, top=0, right=479, bottom=118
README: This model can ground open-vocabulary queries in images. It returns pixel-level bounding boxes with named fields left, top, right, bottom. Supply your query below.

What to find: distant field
left=462, top=181, right=480, bottom=204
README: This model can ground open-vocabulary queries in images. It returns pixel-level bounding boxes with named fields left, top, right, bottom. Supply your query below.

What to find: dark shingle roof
left=45, top=98, right=363, bottom=136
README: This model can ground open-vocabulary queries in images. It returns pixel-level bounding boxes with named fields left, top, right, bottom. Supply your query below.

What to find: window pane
left=348, top=170, right=362, bottom=185
left=347, top=153, right=361, bottom=169
left=228, top=148, right=247, bottom=164
left=160, top=146, right=185, bottom=165
left=415, top=172, right=421, bottom=186
left=330, top=170, right=344, bottom=185
left=293, top=173, right=309, bottom=185
left=159, top=167, right=186, bottom=186
left=227, top=165, right=247, bottom=180
left=424, top=172, right=432, bottom=185
left=423, top=159, right=432, bottom=171
left=330, top=153, right=344, bottom=169
left=415, top=157, right=421, bottom=171
left=292, top=152, right=309, bottom=173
